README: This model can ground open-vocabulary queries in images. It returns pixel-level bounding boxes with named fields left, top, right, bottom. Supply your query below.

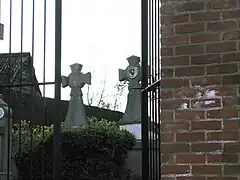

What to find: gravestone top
left=62, top=63, right=91, bottom=98
left=62, top=63, right=91, bottom=128
left=119, top=55, right=141, bottom=89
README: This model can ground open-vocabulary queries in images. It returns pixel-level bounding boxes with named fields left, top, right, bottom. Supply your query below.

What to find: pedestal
left=0, top=172, right=12, bottom=180
left=125, top=140, right=160, bottom=179
left=0, top=119, right=12, bottom=180
left=120, top=123, right=159, bottom=140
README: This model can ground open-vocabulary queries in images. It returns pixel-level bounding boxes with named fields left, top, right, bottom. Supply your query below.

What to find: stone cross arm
left=62, top=76, right=68, bottom=88
left=81, top=72, right=91, bottom=85
left=119, top=69, right=126, bottom=81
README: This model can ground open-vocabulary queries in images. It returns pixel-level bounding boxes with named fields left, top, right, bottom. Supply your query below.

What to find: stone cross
left=62, top=63, right=91, bottom=129
left=119, top=55, right=141, bottom=125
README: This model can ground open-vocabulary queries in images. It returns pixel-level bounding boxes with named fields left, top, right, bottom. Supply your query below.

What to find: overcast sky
left=0, top=0, right=141, bottom=111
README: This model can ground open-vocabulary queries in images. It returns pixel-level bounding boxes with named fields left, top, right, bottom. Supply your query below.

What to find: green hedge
left=13, top=117, right=136, bottom=180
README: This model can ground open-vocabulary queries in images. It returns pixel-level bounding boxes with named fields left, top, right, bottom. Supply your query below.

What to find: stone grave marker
left=119, top=55, right=142, bottom=139
left=62, top=63, right=91, bottom=129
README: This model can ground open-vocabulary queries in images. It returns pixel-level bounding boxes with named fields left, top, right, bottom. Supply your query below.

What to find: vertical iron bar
left=158, top=0, right=161, bottom=178
left=42, top=0, right=47, bottom=178
left=141, top=0, right=149, bottom=179
left=150, top=0, right=154, bottom=178
left=54, top=0, right=62, bottom=179
left=29, top=0, right=35, bottom=178
left=18, top=0, right=24, bottom=179
left=154, top=0, right=158, bottom=179
left=7, top=0, right=13, bottom=179
left=41, top=0, right=47, bottom=178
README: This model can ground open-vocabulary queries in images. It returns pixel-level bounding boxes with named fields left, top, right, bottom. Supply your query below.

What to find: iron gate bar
left=142, top=79, right=160, bottom=92
left=0, top=82, right=55, bottom=88
left=141, top=0, right=160, bottom=179
left=42, top=0, right=47, bottom=178
left=54, top=0, right=62, bottom=179
left=7, top=0, right=12, bottom=179
left=141, top=0, right=149, bottom=179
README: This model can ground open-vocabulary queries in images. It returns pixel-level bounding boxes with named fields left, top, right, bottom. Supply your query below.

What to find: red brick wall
left=161, top=0, right=240, bottom=179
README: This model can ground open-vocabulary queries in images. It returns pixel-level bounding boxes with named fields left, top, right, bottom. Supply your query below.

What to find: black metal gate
left=0, top=0, right=62, bottom=179
left=141, top=0, right=161, bottom=179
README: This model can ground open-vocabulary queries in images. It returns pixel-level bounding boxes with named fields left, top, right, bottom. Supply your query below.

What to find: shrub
left=14, top=117, right=136, bottom=180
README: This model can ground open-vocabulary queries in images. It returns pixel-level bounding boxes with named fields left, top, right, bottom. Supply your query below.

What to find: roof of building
left=0, top=52, right=41, bottom=96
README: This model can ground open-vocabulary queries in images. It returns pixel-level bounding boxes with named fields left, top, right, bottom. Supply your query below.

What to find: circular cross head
left=0, top=107, right=5, bottom=119
left=126, top=66, right=139, bottom=79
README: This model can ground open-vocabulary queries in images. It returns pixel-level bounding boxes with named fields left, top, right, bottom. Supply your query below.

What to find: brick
left=161, top=143, right=190, bottom=153
left=162, top=165, right=190, bottom=174
left=191, top=120, right=222, bottom=130
left=160, top=89, right=174, bottom=99
left=223, top=75, right=240, bottom=85
left=161, top=25, right=173, bottom=38
left=175, top=66, right=205, bottom=77
left=162, top=14, right=189, bottom=24
left=177, top=177, right=205, bottom=180
left=207, top=154, right=239, bottom=163
left=161, top=99, right=189, bottom=110
left=162, top=56, right=190, bottom=67
left=176, top=2, right=205, bottom=12
left=191, top=98, right=222, bottom=109
left=162, top=153, right=174, bottom=164
left=161, top=132, right=175, bottom=142
left=206, top=42, right=236, bottom=53
left=222, top=31, right=240, bottom=41
left=162, top=34, right=189, bottom=45
left=161, top=111, right=174, bottom=122
left=176, top=132, right=205, bottom=141
left=222, top=52, right=240, bottom=63
left=191, top=54, right=221, bottom=65
left=175, top=87, right=198, bottom=99
left=212, top=86, right=238, bottom=96
left=207, top=131, right=238, bottom=141
left=207, top=21, right=237, bottom=31
left=191, top=76, right=222, bottom=86
left=175, top=23, right=204, bottom=34
left=161, top=78, right=189, bottom=88
left=224, top=165, right=240, bottom=175
left=161, top=122, right=190, bottom=132
left=223, top=10, right=240, bottom=19
left=162, top=178, right=175, bottom=180
left=175, top=45, right=204, bottom=55
left=176, top=154, right=205, bottom=164
left=207, top=0, right=237, bottom=9
left=206, top=63, right=238, bottom=75
left=222, top=97, right=238, bottom=108
left=175, top=110, right=205, bottom=120
left=162, top=47, right=174, bottom=56
left=223, top=120, right=240, bottom=130
left=207, top=109, right=238, bottom=119
left=192, top=165, right=222, bottom=174
left=224, top=143, right=240, bottom=153
left=161, top=5, right=174, bottom=15
left=207, top=177, right=238, bottom=180
left=162, top=68, right=174, bottom=78
left=191, top=33, right=220, bottom=43
left=192, top=143, right=222, bottom=152
left=191, top=12, right=220, bottom=21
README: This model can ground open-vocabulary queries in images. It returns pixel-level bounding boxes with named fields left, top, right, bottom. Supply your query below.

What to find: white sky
left=0, top=0, right=141, bottom=112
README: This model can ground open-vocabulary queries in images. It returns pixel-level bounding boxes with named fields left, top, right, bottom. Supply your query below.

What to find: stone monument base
left=125, top=140, right=160, bottom=179
left=0, top=172, right=12, bottom=180
left=120, top=124, right=159, bottom=140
